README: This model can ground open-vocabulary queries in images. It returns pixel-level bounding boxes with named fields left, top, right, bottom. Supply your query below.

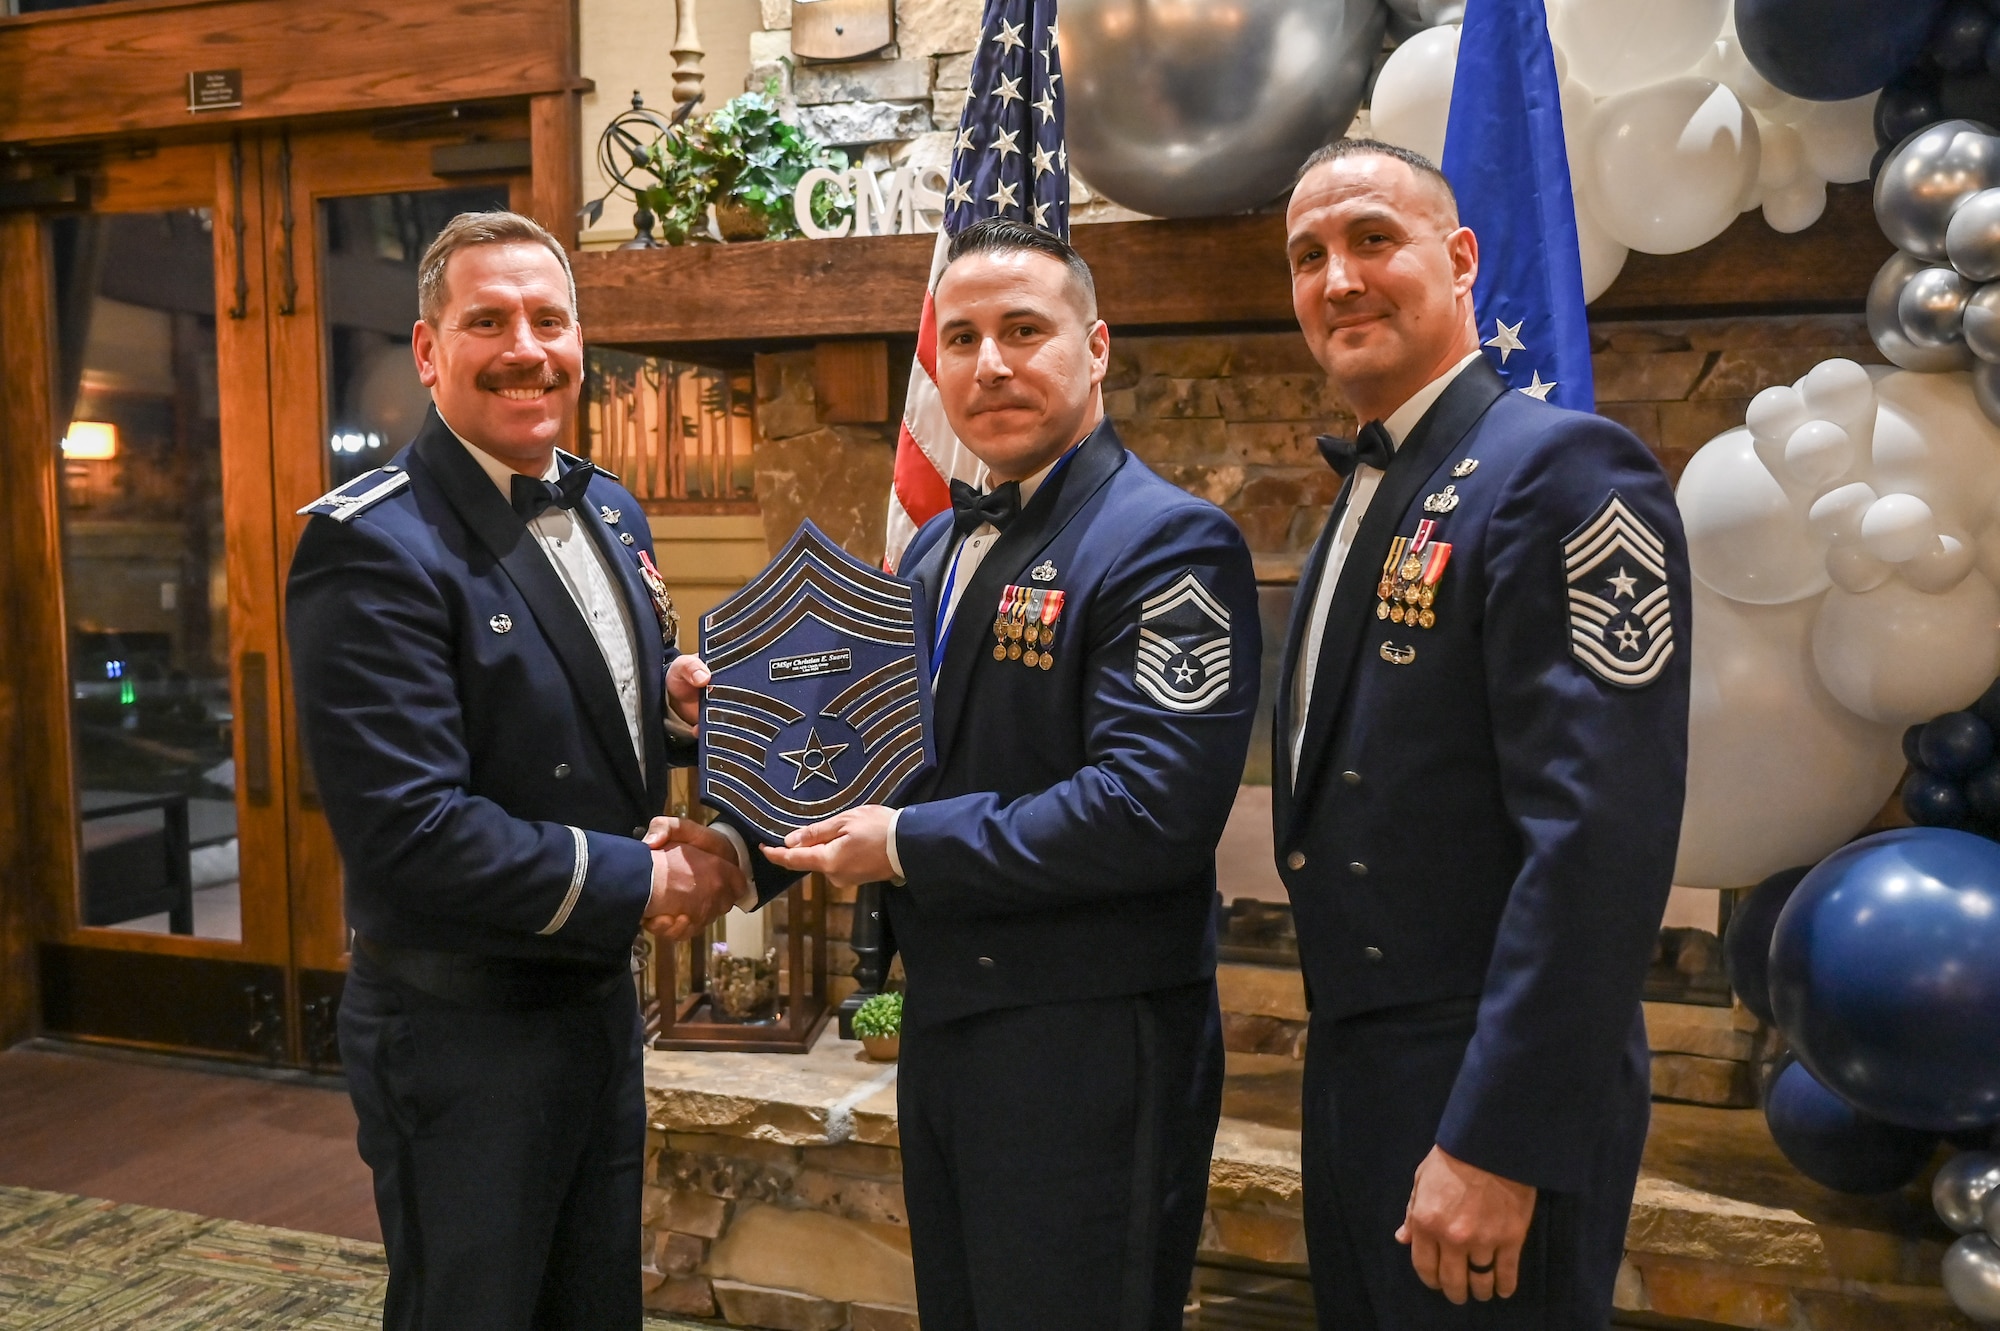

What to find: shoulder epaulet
left=296, top=466, right=411, bottom=522
left=555, top=448, right=608, bottom=479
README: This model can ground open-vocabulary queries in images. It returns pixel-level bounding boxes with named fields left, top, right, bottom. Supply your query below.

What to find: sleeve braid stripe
left=538, top=826, right=590, bottom=936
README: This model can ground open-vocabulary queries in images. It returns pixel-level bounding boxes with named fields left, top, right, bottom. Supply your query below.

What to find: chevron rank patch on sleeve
left=1135, top=571, right=1232, bottom=713
left=1563, top=491, right=1675, bottom=689
left=296, top=466, right=409, bottom=522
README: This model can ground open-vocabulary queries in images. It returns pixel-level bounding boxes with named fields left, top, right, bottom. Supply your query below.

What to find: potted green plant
left=851, top=991, right=902, bottom=1062
left=638, top=84, right=850, bottom=244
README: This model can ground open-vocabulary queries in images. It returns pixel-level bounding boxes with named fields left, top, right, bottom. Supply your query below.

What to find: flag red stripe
left=893, top=416, right=952, bottom=526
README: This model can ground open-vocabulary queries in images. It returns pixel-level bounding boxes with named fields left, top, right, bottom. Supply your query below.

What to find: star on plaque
left=1519, top=370, right=1556, bottom=401
left=1606, top=566, right=1638, bottom=598
left=1484, top=318, right=1526, bottom=364
left=1613, top=621, right=1644, bottom=653
left=778, top=727, right=849, bottom=791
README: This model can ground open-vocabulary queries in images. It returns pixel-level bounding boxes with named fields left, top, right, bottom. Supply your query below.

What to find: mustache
left=477, top=368, right=568, bottom=391
left=966, top=390, right=1038, bottom=413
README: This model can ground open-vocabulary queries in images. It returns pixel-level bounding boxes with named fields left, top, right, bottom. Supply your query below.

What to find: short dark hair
left=942, top=216, right=1098, bottom=320
left=1295, top=138, right=1459, bottom=220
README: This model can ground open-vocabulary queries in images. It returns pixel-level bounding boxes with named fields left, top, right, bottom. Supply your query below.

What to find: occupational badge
left=1451, top=458, right=1480, bottom=478
left=697, top=521, right=933, bottom=841
left=1374, top=519, right=1452, bottom=630
left=1134, top=571, right=1232, bottom=713
left=1563, top=492, right=1675, bottom=689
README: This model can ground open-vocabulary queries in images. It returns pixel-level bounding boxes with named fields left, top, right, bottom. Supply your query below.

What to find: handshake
left=641, top=814, right=747, bottom=943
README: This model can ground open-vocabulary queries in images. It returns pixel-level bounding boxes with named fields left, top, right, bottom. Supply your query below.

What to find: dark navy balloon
left=1738, top=0, right=1948, bottom=100
left=1770, top=828, right=2000, bottom=1131
left=1972, top=675, right=2000, bottom=731
left=1933, top=0, right=1996, bottom=72
left=1904, top=770, right=1970, bottom=826
left=1879, top=76, right=1946, bottom=148
left=1726, top=865, right=1811, bottom=1026
left=1906, top=721, right=1931, bottom=767
left=1921, top=711, right=1995, bottom=775
left=1765, top=1060, right=1939, bottom=1193
left=1966, top=760, right=2000, bottom=819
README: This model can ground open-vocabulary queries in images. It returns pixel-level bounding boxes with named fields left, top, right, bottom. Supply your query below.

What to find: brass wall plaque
left=789, top=0, right=894, bottom=61
left=187, top=69, right=243, bottom=113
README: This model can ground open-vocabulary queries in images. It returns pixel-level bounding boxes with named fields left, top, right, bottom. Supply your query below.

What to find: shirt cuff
left=884, top=807, right=907, bottom=886
left=707, top=820, right=760, bottom=910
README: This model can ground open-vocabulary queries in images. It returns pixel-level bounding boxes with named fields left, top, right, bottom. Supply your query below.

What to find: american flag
left=883, top=0, right=1069, bottom=571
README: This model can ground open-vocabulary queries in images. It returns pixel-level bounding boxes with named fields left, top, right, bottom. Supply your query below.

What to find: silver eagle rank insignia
left=1563, top=492, right=1675, bottom=689
left=1134, top=572, right=1232, bottom=713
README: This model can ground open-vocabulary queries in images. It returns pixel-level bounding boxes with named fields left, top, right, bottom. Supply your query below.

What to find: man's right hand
left=643, top=816, right=747, bottom=942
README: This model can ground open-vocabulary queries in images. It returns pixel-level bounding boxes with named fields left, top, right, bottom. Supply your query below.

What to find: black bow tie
left=950, top=477, right=1023, bottom=537
left=510, top=464, right=595, bottom=521
left=1316, top=421, right=1395, bottom=479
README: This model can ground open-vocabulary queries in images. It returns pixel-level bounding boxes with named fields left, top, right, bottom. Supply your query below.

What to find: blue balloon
left=1765, top=1061, right=1938, bottom=1193
left=1738, top=0, right=1948, bottom=100
left=1904, top=770, right=1970, bottom=827
left=1971, top=675, right=2000, bottom=731
left=1920, top=711, right=1994, bottom=775
left=1726, top=865, right=1811, bottom=1027
left=1770, top=828, right=2000, bottom=1131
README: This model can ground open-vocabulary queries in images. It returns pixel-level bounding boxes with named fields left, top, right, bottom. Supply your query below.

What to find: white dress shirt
left=1290, top=352, right=1482, bottom=780
left=884, top=444, right=1075, bottom=881
left=453, top=424, right=647, bottom=770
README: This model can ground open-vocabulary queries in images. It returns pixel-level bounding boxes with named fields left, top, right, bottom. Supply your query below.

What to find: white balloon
left=1826, top=542, right=1894, bottom=592
left=1575, top=191, right=1629, bottom=303
left=1798, top=357, right=1876, bottom=428
left=1977, top=523, right=2000, bottom=586
left=1870, top=370, right=2000, bottom=533
left=1559, top=75, right=1596, bottom=168
left=1758, top=120, right=1806, bottom=191
left=1763, top=178, right=1827, bottom=234
left=1371, top=24, right=1459, bottom=166
left=1813, top=572, right=2000, bottom=723
left=1551, top=0, right=1728, bottom=98
left=1747, top=384, right=1811, bottom=447
left=1793, top=94, right=1881, bottom=186
left=1783, top=419, right=1853, bottom=487
left=1902, top=529, right=1977, bottom=593
left=1675, top=583, right=1907, bottom=887
left=1677, top=427, right=1830, bottom=604
left=1860, top=493, right=1938, bottom=563
left=1808, top=481, right=1878, bottom=544
left=1588, top=79, right=1761, bottom=254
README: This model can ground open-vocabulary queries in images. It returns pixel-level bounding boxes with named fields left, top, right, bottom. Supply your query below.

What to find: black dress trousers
left=896, top=980, right=1224, bottom=1331
left=1300, top=999, right=1651, bottom=1331
left=338, top=954, right=647, bottom=1331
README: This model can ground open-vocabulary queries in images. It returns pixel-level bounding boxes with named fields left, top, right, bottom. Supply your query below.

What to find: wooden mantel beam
left=576, top=185, right=1891, bottom=355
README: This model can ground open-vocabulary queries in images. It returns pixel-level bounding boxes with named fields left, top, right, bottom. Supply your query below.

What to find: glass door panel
left=53, top=210, right=238, bottom=940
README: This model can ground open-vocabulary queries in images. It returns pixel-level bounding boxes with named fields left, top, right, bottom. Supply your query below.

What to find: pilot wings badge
left=698, top=521, right=934, bottom=841
left=1134, top=571, right=1232, bottom=713
left=1563, top=492, right=1676, bottom=689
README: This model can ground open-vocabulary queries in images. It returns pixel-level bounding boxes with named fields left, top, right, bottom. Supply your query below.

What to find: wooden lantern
left=642, top=871, right=831, bottom=1053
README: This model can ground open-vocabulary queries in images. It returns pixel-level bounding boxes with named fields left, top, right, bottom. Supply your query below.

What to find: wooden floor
left=0, top=1044, right=378, bottom=1243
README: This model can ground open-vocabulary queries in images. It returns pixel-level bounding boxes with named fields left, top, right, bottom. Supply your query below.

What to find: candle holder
left=645, top=872, right=831, bottom=1052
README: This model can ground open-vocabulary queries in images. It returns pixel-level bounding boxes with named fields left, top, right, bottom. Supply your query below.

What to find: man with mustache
left=1273, top=141, right=1689, bottom=1328
left=760, top=217, right=1259, bottom=1330
left=287, top=210, right=750, bottom=1330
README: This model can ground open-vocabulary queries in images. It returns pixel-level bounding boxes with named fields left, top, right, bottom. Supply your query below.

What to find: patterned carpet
left=0, top=1186, right=707, bottom=1329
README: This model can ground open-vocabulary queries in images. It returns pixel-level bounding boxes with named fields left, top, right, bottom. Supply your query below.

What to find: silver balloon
left=1966, top=283, right=2000, bottom=362
left=1949, top=189, right=2000, bottom=281
left=1945, top=1234, right=2000, bottom=1323
left=1899, top=265, right=1972, bottom=346
left=1937, top=1154, right=2000, bottom=1234
left=1061, top=0, right=1388, bottom=217
left=1871, top=252, right=1978, bottom=371
left=1988, top=1181, right=2000, bottom=1242
left=1975, top=360, right=2000, bottom=426
left=1875, top=119, right=2000, bottom=261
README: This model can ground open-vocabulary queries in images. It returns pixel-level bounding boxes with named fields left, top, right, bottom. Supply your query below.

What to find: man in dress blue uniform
left=1273, top=141, right=1690, bottom=1328
left=287, top=211, right=750, bottom=1331
left=759, top=218, right=1260, bottom=1331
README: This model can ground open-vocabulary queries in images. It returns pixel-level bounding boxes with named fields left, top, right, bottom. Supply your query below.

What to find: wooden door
left=35, top=123, right=526, bottom=1067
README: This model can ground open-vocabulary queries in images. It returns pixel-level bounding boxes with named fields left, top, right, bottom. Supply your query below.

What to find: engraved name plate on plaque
left=698, top=521, right=933, bottom=842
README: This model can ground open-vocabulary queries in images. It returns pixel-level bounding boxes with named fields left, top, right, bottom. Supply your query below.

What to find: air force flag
left=1440, top=0, right=1596, bottom=412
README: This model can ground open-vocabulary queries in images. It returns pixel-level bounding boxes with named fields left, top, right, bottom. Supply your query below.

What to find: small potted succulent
left=851, top=990, right=902, bottom=1062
